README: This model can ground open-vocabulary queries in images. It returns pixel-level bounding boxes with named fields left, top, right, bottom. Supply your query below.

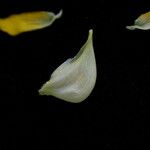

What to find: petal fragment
left=39, top=29, right=97, bottom=103
left=126, top=11, right=150, bottom=30
left=0, top=10, right=62, bottom=36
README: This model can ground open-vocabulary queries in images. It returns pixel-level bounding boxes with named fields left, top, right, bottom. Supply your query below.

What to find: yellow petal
left=126, top=11, right=150, bottom=30
left=0, top=10, right=62, bottom=36
left=39, top=29, right=97, bottom=103
left=135, top=11, right=150, bottom=26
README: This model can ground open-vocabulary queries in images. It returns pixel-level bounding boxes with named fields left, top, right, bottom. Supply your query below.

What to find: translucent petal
left=126, top=11, right=150, bottom=30
left=39, top=29, right=97, bottom=103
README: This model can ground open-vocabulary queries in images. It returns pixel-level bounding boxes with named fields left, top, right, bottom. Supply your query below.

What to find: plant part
left=126, top=11, right=150, bottom=30
left=39, top=29, right=97, bottom=103
left=0, top=10, right=62, bottom=36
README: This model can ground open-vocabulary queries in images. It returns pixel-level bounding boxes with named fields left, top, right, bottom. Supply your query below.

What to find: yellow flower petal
left=0, top=10, right=62, bottom=36
left=126, top=11, right=150, bottom=30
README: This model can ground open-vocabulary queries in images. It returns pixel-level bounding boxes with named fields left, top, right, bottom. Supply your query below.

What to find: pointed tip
left=87, top=29, right=93, bottom=42
left=55, top=9, right=63, bottom=19
left=126, top=25, right=136, bottom=30
left=38, top=81, right=53, bottom=96
left=89, top=29, right=93, bottom=33
left=38, top=88, right=44, bottom=95
left=38, top=88, right=49, bottom=96
left=89, top=29, right=93, bottom=36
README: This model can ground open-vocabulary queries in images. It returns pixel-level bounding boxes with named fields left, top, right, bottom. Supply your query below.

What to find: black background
left=0, top=0, right=149, bottom=149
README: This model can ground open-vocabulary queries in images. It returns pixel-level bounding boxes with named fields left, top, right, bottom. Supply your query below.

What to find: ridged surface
left=126, top=11, right=150, bottom=30
left=39, top=29, right=97, bottom=103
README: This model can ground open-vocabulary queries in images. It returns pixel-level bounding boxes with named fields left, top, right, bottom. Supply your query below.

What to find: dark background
left=0, top=0, right=149, bottom=149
